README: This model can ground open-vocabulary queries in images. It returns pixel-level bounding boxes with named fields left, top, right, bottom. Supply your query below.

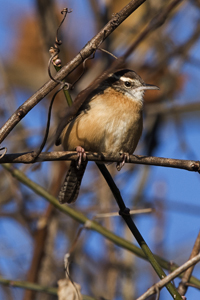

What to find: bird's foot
left=76, top=146, right=87, bottom=170
left=116, top=152, right=130, bottom=171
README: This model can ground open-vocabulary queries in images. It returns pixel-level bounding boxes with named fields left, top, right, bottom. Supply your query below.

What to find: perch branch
left=0, top=151, right=199, bottom=173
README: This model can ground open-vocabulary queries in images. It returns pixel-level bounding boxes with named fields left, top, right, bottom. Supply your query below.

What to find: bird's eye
left=124, top=81, right=131, bottom=87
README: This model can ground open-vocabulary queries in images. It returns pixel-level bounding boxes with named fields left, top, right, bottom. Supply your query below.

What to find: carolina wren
left=57, top=69, right=159, bottom=203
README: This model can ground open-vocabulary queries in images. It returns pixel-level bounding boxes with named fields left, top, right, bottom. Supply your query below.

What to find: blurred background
left=0, top=0, right=200, bottom=299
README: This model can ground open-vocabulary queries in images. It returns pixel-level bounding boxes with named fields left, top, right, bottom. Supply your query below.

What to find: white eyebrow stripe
left=120, top=76, right=135, bottom=82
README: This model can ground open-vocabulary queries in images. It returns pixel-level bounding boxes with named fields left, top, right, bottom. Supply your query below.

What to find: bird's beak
left=143, top=84, right=159, bottom=90
left=134, top=84, right=159, bottom=92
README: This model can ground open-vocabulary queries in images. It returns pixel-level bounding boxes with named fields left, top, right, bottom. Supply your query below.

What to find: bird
left=56, top=69, right=159, bottom=204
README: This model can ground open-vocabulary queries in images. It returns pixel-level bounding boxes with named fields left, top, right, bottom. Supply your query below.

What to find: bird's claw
left=116, top=152, right=130, bottom=171
left=76, top=146, right=86, bottom=170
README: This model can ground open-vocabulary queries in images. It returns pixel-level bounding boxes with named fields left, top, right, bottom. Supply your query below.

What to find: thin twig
left=0, top=277, right=57, bottom=295
left=136, top=253, right=200, bottom=300
left=0, top=147, right=7, bottom=159
left=31, top=86, right=64, bottom=162
left=0, top=277, right=94, bottom=300
left=94, top=208, right=153, bottom=218
left=178, top=231, right=200, bottom=296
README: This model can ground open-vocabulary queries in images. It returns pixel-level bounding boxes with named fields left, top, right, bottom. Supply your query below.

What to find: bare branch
left=136, top=253, right=200, bottom=300
left=178, top=231, right=200, bottom=296
left=122, top=0, right=183, bottom=59
left=55, top=0, right=183, bottom=142
left=0, top=151, right=199, bottom=173
left=2, top=162, right=200, bottom=289
left=0, top=0, right=146, bottom=144
left=0, top=277, right=94, bottom=300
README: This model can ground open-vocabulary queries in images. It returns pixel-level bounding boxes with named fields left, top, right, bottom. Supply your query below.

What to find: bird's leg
left=76, top=146, right=87, bottom=169
left=116, top=152, right=130, bottom=171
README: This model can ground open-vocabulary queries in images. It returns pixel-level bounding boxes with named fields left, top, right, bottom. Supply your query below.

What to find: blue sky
left=0, top=1, right=200, bottom=299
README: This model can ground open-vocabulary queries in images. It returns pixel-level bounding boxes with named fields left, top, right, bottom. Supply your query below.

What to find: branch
left=2, top=163, right=200, bottom=289
left=0, top=277, right=57, bottom=296
left=0, top=277, right=94, bottom=300
left=0, top=151, right=200, bottom=173
left=0, top=0, right=183, bottom=146
left=0, top=0, right=146, bottom=144
left=136, top=253, right=200, bottom=300
left=178, top=231, right=200, bottom=296
left=122, top=0, right=183, bottom=59
left=54, top=0, right=183, bottom=142
left=97, top=164, right=182, bottom=299
left=146, top=101, right=200, bottom=117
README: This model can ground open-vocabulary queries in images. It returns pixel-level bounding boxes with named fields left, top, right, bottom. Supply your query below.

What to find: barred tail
left=58, top=160, right=87, bottom=203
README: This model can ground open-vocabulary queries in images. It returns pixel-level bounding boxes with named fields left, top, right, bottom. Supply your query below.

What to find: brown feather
left=61, top=87, right=143, bottom=155
left=57, top=69, right=159, bottom=203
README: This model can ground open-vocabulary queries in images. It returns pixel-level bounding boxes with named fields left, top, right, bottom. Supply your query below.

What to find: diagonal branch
left=54, top=0, right=183, bottom=142
left=0, top=0, right=146, bottom=144
left=1, top=162, right=200, bottom=289
left=0, top=0, right=183, bottom=146
left=178, top=231, right=200, bottom=296
left=137, top=253, right=200, bottom=300
left=122, top=0, right=183, bottom=59
left=97, top=164, right=182, bottom=300
left=0, top=277, right=94, bottom=300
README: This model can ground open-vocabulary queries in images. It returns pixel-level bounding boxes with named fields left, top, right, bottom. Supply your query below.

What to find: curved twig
left=0, top=147, right=7, bottom=159
left=31, top=86, right=64, bottom=162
